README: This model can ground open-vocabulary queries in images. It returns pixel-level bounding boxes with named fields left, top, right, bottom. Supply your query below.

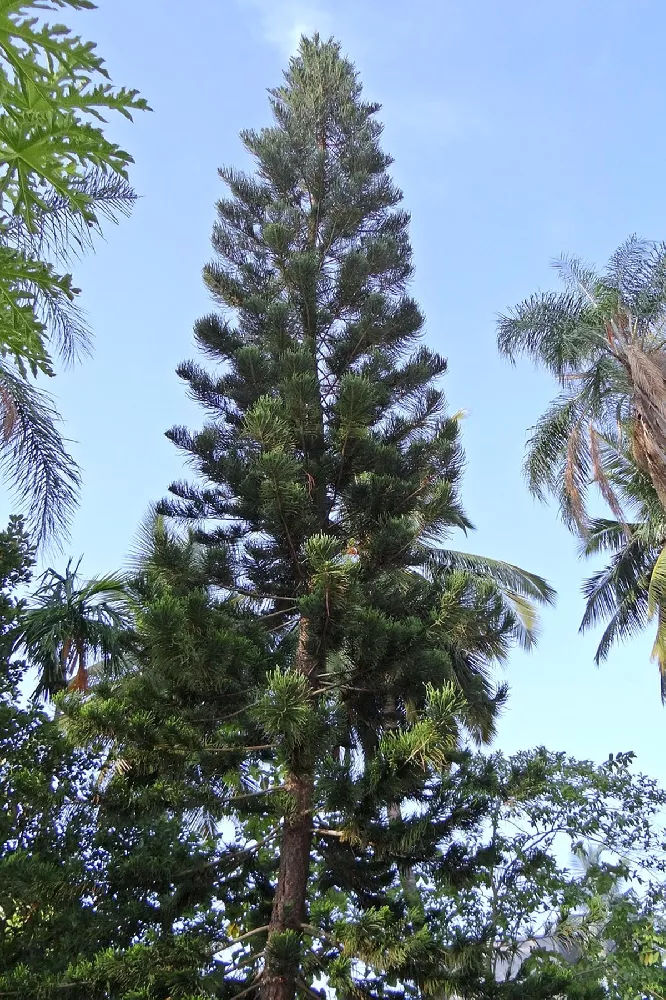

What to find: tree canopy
left=1, top=17, right=665, bottom=1000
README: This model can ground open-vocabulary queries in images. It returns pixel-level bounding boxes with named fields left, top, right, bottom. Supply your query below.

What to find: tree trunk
left=262, top=619, right=319, bottom=1000
left=388, top=800, right=424, bottom=914
left=384, top=694, right=424, bottom=914
left=262, top=773, right=314, bottom=1000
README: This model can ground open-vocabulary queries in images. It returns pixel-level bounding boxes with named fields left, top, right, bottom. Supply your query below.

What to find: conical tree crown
left=165, top=34, right=457, bottom=579
left=162, top=38, right=521, bottom=735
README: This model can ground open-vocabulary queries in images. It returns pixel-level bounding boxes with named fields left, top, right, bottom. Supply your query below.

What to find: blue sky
left=10, top=0, right=666, bottom=778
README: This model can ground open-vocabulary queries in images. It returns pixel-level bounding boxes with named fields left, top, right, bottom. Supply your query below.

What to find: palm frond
left=564, top=417, right=589, bottom=532
left=575, top=354, right=631, bottom=417
left=126, top=504, right=167, bottom=574
left=590, top=427, right=666, bottom=529
left=0, top=361, right=79, bottom=545
left=647, top=543, right=666, bottom=622
left=590, top=591, right=649, bottom=666
left=580, top=536, right=653, bottom=634
left=579, top=528, right=656, bottom=674
left=0, top=171, right=137, bottom=369
left=500, top=589, right=539, bottom=647
left=497, top=291, right=601, bottom=378
left=525, top=395, right=608, bottom=535
left=523, top=396, right=579, bottom=500
left=15, top=559, right=134, bottom=699
left=581, top=519, right=638, bottom=558
left=2, top=170, right=137, bottom=266
left=423, top=548, right=555, bottom=605
left=441, top=645, right=508, bottom=744
left=36, top=287, right=91, bottom=369
left=650, top=603, right=666, bottom=703
left=551, top=253, right=599, bottom=306
left=589, top=427, right=629, bottom=529
left=604, top=236, right=660, bottom=312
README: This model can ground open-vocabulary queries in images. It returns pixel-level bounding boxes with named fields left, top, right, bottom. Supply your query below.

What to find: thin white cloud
left=239, top=0, right=333, bottom=58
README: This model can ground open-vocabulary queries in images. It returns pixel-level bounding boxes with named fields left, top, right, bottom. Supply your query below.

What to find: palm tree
left=12, top=559, right=134, bottom=700
left=0, top=172, right=137, bottom=546
left=497, top=236, right=666, bottom=532
left=0, top=2, right=147, bottom=545
left=576, top=434, right=666, bottom=699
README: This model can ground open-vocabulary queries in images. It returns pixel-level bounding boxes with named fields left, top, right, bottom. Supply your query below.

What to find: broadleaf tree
left=427, top=748, right=666, bottom=999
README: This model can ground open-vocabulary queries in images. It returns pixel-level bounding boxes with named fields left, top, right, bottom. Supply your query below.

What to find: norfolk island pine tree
left=138, top=35, right=557, bottom=1000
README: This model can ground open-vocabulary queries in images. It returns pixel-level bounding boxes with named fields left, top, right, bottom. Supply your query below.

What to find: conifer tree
left=152, top=35, right=554, bottom=1000
left=54, top=535, right=666, bottom=1000
left=7, top=531, right=665, bottom=999
left=6, top=36, right=666, bottom=1000
left=0, top=524, right=233, bottom=999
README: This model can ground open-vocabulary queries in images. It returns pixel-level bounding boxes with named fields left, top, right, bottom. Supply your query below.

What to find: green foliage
left=4, top=524, right=666, bottom=999
left=12, top=557, right=134, bottom=698
left=254, top=667, right=316, bottom=756
left=418, top=749, right=666, bottom=1000
left=0, top=525, right=233, bottom=999
left=18, top=29, right=666, bottom=1000
left=149, top=34, right=557, bottom=1000
left=378, top=683, right=462, bottom=772
left=498, top=237, right=666, bottom=699
left=0, top=1, right=148, bottom=542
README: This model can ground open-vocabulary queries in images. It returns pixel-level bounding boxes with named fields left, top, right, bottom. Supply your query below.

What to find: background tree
left=42, top=573, right=666, bottom=1000
left=12, top=558, right=133, bottom=699
left=0, top=0, right=148, bottom=542
left=427, top=748, right=666, bottom=999
left=0, top=523, right=233, bottom=1000
left=153, top=34, right=552, bottom=1000
left=3, top=522, right=663, bottom=999
left=573, top=433, right=666, bottom=697
left=497, top=237, right=666, bottom=531
left=497, top=237, right=666, bottom=697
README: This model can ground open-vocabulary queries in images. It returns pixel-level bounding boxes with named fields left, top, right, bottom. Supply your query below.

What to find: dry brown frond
left=625, top=344, right=666, bottom=509
left=626, top=343, right=666, bottom=417
left=589, top=426, right=630, bottom=534
left=631, top=413, right=666, bottom=510
left=565, top=420, right=588, bottom=532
